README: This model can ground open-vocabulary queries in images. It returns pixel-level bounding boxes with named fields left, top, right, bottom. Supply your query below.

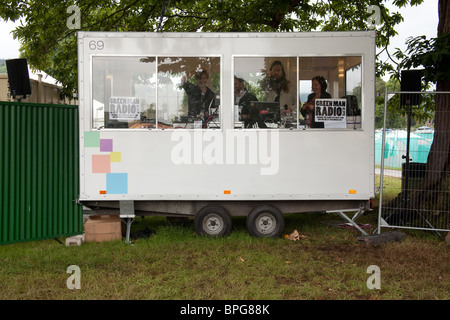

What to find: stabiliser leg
left=120, top=201, right=136, bottom=244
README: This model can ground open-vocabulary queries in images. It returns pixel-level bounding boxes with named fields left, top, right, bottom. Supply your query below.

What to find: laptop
left=249, top=101, right=280, bottom=123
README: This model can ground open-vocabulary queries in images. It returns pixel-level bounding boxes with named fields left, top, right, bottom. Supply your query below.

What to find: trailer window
left=234, top=57, right=297, bottom=129
left=299, top=56, right=362, bottom=129
left=92, top=56, right=220, bottom=129
left=158, top=56, right=221, bottom=129
left=92, top=56, right=157, bottom=129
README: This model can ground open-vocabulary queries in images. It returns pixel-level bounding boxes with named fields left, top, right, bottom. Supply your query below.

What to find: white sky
left=380, top=0, right=439, bottom=73
left=0, top=0, right=439, bottom=82
left=1, top=19, right=21, bottom=59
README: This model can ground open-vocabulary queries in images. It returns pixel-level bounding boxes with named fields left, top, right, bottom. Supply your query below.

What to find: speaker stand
left=400, top=104, right=444, bottom=241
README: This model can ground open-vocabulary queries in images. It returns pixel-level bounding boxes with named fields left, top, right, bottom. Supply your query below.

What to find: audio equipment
left=400, top=70, right=423, bottom=106
left=6, top=58, right=32, bottom=99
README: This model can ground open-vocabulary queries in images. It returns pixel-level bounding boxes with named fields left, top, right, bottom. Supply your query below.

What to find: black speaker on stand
left=400, top=69, right=423, bottom=106
left=6, top=58, right=32, bottom=101
left=400, top=69, right=423, bottom=199
left=390, top=69, right=442, bottom=239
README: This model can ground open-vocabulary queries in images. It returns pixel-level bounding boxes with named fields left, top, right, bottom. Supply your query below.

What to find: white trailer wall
left=77, top=32, right=376, bottom=203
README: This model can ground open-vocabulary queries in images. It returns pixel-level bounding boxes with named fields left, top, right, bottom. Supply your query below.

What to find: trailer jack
left=327, top=209, right=368, bottom=235
left=120, top=201, right=136, bottom=244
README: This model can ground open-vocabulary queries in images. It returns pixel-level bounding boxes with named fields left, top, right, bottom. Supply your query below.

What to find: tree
left=389, top=0, right=449, bottom=219
left=0, top=0, right=420, bottom=98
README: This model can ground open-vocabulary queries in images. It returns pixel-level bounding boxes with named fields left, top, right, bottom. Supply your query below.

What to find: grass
left=0, top=210, right=448, bottom=300
left=371, top=174, right=402, bottom=210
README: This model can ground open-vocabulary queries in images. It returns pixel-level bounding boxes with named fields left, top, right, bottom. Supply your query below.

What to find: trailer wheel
left=246, top=206, right=284, bottom=238
left=194, top=206, right=232, bottom=237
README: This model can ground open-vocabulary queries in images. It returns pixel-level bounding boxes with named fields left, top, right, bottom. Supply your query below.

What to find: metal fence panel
left=0, top=101, right=82, bottom=245
left=378, top=91, right=450, bottom=235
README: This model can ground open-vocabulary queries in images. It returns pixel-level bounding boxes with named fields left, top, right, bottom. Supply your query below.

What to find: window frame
left=90, top=54, right=223, bottom=131
left=232, top=54, right=364, bottom=131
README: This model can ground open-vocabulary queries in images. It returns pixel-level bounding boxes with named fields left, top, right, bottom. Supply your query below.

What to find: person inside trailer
left=234, top=76, right=259, bottom=128
left=260, top=60, right=297, bottom=118
left=301, top=75, right=332, bottom=128
left=180, top=69, right=216, bottom=123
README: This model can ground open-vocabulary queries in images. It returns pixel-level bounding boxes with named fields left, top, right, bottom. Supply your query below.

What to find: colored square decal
left=84, top=131, right=100, bottom=147
left=106, top=173, right=128, bottom=194
left=110, top=152, right=121, bottom=162
left=92, top=155, right=111, bottom=173
left=100, top=139, right=113, bottom=152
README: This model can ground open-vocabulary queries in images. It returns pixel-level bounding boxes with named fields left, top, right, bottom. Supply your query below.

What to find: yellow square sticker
left=110, top=152, right=121, bottom=162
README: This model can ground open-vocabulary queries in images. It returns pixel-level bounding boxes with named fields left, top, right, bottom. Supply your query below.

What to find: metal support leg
left=123, top=217, right=135, bottom=244
left=327, top=209, right=369, bottom=235
left=351, top=210, right=364, bottom=221
left=120, top=201, right=136, bottom=244
left=372, top=217, right=389, bottom=234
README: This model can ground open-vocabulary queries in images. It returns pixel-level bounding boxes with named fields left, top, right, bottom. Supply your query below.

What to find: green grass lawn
left=0, top=174, right=448, bottom=300
left=1, top=207, right=448, bottom=300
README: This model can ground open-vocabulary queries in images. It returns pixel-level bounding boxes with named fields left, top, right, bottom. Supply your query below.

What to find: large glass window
left=92, top=56, right=157, bottom=129
left=233, top=55, right=363, bottom=130
left=92, top=56, right=220, bottom=129
left=234, top=57, right=297, bottom=129
left=299, top=56, right=362, bottom=129
left=158, top=57, right=220, bottom=129
left=92, top=55, right=362, bottom=130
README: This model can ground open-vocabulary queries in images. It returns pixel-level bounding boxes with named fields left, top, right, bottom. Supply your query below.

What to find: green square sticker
left=84, top=131, right=100, bottom=147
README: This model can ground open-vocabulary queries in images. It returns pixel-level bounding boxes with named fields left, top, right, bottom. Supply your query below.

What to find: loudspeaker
left=341, top=95, right=360, bottom=116
left=400, top=70, right=423, bottom=106
left=6, top=58, right=32, bottom=99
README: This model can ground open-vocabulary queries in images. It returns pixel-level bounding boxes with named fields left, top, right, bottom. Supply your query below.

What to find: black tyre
left=246, top=205, right=284, bottom=238
left=194, top=206, right=232, bottom=237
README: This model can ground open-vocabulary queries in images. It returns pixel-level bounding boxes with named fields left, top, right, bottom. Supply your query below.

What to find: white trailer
left=77, top=31, right=376, bottom=239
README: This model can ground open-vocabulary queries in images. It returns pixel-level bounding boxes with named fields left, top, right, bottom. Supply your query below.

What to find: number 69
left=89, top=40, right=104, bottom=50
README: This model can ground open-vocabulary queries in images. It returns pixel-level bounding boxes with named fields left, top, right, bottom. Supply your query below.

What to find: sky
left=0, top=0, right=439, bottom=82
left=380, top=0, right=439, bottom=71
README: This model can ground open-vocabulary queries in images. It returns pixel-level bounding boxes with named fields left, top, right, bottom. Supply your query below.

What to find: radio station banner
left=109, top=97, right=140, bottom=120
left=315, top=99, right=346, bottom=128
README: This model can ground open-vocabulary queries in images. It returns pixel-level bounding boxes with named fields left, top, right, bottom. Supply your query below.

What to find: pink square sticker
left=92, top=155, right=111, bottom=173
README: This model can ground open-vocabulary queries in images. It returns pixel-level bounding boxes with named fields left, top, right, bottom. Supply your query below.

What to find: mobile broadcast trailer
left=77, top=31, right=376, bottom=240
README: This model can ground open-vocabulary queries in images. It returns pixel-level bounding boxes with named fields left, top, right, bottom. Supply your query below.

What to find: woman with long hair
left=301, top=75, right=331, bottom=128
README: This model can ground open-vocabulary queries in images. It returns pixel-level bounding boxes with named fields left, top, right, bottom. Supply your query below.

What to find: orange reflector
left=224, top=190, right=231, bottom=194
left=99, top=190, right=107, bottom=195
left=349, top=190, right=357, bottom=194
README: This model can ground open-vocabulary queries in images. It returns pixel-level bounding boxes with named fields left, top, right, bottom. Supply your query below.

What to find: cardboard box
left=84, top=215, right=122, bottom=242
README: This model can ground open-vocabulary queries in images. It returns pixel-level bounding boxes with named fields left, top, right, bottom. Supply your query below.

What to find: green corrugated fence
left=1, top=101, right=82, bottom=245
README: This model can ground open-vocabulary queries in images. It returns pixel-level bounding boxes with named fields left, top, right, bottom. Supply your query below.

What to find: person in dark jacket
left=301, top=75, right=331, bottom=128
left=181, top=69, right=216, bottom=121
left=234, top=76, right=260, bottom=128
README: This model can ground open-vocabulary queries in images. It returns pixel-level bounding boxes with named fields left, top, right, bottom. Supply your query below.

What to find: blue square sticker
left=106, top=173, right=128, bottom=194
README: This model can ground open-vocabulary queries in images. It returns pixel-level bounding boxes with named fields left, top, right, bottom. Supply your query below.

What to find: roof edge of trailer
left=77, top=31, right=376, bottom=40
